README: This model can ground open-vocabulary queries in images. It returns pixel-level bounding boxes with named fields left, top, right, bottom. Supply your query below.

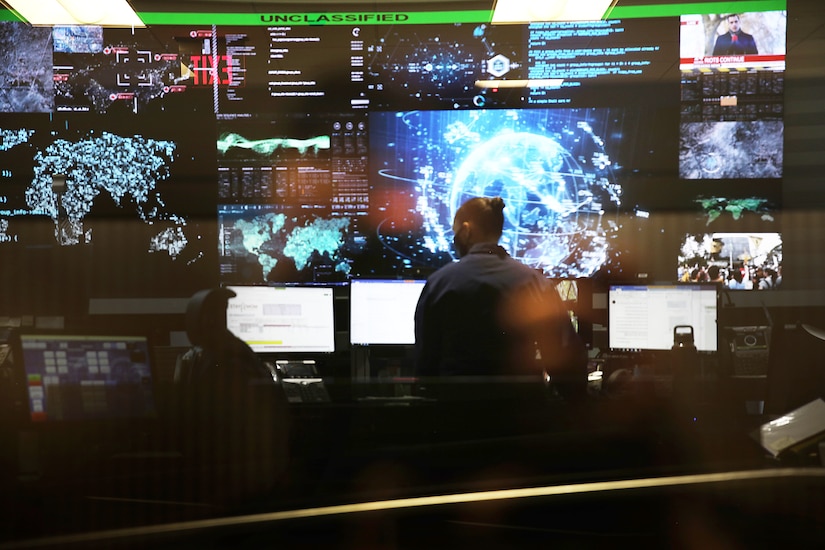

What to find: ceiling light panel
left=1, top=0, right=145, bottom=27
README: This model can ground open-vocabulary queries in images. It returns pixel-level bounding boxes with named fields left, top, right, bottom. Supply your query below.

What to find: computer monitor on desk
left=608, top=284, right=719, bottom=354
left=349, top=279, right=426, bottom=346
left=226, top=285, right=336, bottom=354
left=226, top=286, right=338, bottom=404
left=349, top=279, right=426, bottom=394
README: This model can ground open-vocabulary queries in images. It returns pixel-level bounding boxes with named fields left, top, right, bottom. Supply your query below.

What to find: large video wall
left=0, top=3, right=787, bottom=314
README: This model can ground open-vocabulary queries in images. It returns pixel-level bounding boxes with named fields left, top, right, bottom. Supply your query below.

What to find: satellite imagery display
left=0, top=22, right=54, bottom=113
left=679, top=121, right=783, bottom=179
left=53, top=25, right=104, bottom=54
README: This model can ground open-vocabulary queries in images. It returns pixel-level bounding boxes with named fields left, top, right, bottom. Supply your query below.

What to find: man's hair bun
left=489, top=196, right=505, bottom=213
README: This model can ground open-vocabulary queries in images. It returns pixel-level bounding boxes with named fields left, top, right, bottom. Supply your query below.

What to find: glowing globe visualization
left=450, top=131, right=593, bottom=267
left=372, top=109, right=624, bottom=279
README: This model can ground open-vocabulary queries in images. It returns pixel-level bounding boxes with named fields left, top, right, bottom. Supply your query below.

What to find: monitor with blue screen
left=17, top=333, right=156, bottom=423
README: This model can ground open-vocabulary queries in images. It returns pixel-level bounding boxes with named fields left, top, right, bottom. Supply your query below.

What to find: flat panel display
left=678, top=232, right=782, bottom=289
left=679, top=10, right=787, bottom=180
left=608, top=284, right=718, bottom=352
left=17, top=333, right=156, bottom=422
left=226, top=285, right=336, bottom=353
left=349, top=279, right=426, bottom=345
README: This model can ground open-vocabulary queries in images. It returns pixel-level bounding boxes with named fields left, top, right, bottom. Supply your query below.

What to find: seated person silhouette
left=174, top=287, right=289, bottom=506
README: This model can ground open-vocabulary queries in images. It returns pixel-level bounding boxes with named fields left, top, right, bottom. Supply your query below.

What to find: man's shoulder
left=426, top=260, right=459, bottom=281
left=417, top=261, right=456, bottom=294
left=737, top=31, right=756, bottom=43
left=505, top=256, right=549, bottom=280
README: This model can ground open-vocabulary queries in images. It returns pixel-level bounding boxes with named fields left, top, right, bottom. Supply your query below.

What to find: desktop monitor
left=15, top=332, right=157, bottom=423
left=608, top=284, right=718, bottom=353
left=226, top=286, right=336, bottom=353
left=349, top=279, right=427, bottom=346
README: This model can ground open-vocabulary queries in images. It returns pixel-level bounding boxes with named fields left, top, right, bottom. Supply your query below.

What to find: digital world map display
left=0, top=5, right=787, bottom=312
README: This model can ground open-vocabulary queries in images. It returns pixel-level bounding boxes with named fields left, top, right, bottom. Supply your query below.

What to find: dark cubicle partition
left=765, top=322, right=825, bottom=417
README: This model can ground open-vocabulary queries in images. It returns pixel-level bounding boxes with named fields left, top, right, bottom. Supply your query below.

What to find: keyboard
left=282, top=378, right=331, bottom=403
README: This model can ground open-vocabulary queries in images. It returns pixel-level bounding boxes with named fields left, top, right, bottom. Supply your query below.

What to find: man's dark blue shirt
left=414, top=242, right=571, bottom=378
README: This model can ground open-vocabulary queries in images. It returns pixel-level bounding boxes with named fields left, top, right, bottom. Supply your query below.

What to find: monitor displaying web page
left=349, top=279, right=427, bottom=346
left=16, top=333, right=156, bottom=423
left=608, top=284, right=718, bottom=352
left=226, top=286, right=335, bottom=353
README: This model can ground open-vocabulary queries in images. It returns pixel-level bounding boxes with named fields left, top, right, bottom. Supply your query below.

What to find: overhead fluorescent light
left=491, top=0, right=616, bottom=24
left=1, top=0, right=145, bottom=27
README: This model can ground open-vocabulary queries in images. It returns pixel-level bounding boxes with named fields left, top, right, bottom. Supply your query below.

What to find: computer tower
left=726, top=326, right=771, bottom=376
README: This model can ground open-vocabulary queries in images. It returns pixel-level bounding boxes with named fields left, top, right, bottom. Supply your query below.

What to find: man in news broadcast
left=713, top=13, right=758, bottom=55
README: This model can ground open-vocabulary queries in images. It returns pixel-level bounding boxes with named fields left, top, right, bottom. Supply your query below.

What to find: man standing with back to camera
left=712, top=13, right=758, bottom=55
left=413, top=196, right=587, bottom=407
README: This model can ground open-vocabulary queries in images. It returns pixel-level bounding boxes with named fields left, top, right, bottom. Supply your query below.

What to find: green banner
left=0, top=10, right=21, bottom=22
left=138, top=10, right=494, bottom=27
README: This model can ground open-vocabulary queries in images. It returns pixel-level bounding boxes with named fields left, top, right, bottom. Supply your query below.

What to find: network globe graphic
left=372, top=109, right=625, bottom=279
left=450, top=131, right=597, bottom=272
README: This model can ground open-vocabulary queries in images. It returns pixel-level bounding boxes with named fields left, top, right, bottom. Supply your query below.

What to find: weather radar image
left=369, top=108, right=629, bottom=279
